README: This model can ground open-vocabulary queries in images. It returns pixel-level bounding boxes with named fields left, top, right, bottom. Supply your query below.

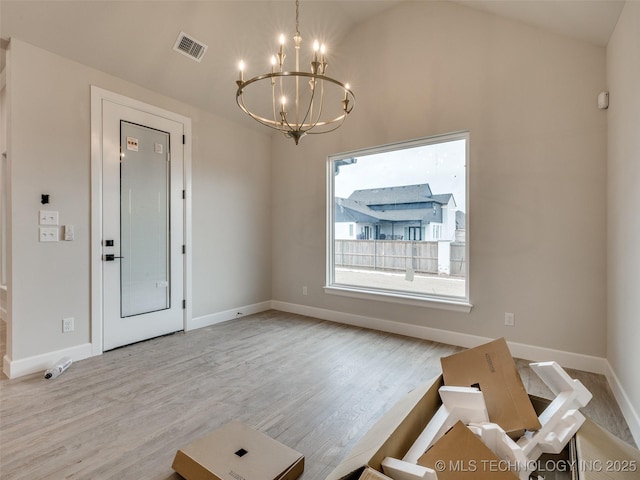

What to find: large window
left=326, top=132, right=470, bottom=310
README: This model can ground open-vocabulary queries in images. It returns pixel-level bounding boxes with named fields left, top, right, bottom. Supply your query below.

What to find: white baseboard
left=604, top=361, right=640, bottom=446
left=271, top=301, right=608, bottom=371
left=3, top=342, right=93, bottom=379
left=270, top=300, right=640, bottom=444
left=188, top=301, right=272, bottom=331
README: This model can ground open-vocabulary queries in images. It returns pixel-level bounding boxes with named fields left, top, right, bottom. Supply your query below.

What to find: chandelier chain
left=295, top=0, right=300, bottom=36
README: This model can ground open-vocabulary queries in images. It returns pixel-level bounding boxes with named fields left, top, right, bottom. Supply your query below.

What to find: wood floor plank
left=0, top=311, right=634, bottom=480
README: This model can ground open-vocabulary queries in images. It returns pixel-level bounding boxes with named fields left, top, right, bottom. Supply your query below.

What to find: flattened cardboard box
left=440, top=337, right=541, bottom=437
left=575, top=418, right=640, bottom=480
left=417, top=421, right=517, bottom=479
left=173, top=421, right=304, bottom=480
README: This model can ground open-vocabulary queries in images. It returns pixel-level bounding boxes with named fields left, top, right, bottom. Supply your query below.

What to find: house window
left=326, top=132, right=470, bottom=310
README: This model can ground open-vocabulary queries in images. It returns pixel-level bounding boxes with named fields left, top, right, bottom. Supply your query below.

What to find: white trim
left=0, top=284, right=6, bottom=321
left=604, top=360, right=640, bottom=446
left=2, top=342, right=93, bottom=379
left=187, top=301, right=272, bottom=331
left=326, top=131, right=471, bottom=306
left=90, top=88, right=103, bottom=355
left=90, top=86, right=192, bottom=356
left=324, top=285, right=473, bottom=312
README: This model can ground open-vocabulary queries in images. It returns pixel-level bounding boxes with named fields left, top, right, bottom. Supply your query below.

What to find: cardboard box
left=440, top=338, right=541, bottom=437
left=172, top=421, right=304, bottom=480
left=417, top=421, right=518, bottom=479
left=324, top=376, right=640, bottom=480
left=574, top=417, right=640, bottom=480
left=325, top=375, right=445, bottom=480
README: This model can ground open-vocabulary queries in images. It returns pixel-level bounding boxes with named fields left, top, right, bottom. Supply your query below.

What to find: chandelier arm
left=238, top=88, right=352, bottom=129
left=305, top=114, right=347, bottom=135
left=272, top=82, right=277, bottom=126
left=236, top=72, right=355, bottom=131
left=309, top=78, right=326, bottom=129
left=299, top=78, right=318, bottom=129
left=237, top=91, right=288, bottom=131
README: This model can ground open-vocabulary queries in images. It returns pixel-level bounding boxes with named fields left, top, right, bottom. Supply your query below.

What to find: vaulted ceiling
left=1, top=1, right=625, bottom=130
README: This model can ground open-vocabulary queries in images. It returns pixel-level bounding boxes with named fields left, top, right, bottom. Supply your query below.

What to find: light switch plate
left=64, top=225, right=75, bottom=241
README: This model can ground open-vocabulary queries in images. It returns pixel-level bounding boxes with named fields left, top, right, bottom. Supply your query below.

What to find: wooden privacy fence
left=334, top=240, right=466, bottom=277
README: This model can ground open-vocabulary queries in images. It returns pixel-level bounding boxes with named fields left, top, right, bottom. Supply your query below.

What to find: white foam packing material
left=517, top=361, right=592, bottom=460
left=468, top=423, right=533, bottom=480
left=379, top=362, right=592, bottom=480
left=381, top=457, right=438, bottom=480
left=402, top=386, right=489, bottom=464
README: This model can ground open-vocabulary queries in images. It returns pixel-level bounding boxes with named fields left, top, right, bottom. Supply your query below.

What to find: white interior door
left=102, top=100, right=184, bottom=350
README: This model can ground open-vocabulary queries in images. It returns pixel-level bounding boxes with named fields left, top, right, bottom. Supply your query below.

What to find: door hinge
left=182, top=299, right=186, bottom=309
left=182, top=189, right=186, bottom=199
left=182, top=134, right=186, bottom=145
left=182, top=245, right=186, bottom=254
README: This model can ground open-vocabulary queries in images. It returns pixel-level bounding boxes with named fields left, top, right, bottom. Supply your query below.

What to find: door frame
left=90, top=86, right=192, bottom=355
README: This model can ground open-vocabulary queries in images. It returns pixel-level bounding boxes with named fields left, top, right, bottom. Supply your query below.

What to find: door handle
left=103, top=254, right=124, bottom=261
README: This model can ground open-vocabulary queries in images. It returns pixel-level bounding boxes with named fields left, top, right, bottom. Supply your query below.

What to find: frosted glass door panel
left=120, top=121, right=170, bottom=317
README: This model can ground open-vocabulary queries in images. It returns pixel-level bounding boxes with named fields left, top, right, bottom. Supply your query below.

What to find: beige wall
left=7, top=38, right=272, bottom=361
left=272, top=1, right=608, bottom=357
left=606, top=1, right=640, bottom=435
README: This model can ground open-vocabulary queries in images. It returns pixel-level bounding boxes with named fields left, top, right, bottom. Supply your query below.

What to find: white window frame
left=325, top=131, right=472, bottom=312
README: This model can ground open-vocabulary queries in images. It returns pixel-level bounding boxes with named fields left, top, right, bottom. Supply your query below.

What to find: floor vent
left=173, top=32, right=208, bottom=62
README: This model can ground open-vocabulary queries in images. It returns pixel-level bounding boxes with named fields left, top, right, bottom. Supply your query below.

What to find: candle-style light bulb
left=313, top=40, right=320, bottom=62
left=277, top=34, right=286, bottom=68
left=238, top=61, right=245, bottom=82
left=320, top=44, right=327, bottom=74
left=271, top=55, right=276, bottom=73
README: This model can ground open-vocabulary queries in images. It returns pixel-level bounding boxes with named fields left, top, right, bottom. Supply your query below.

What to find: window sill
left=324, top=285, right=472, bottom=313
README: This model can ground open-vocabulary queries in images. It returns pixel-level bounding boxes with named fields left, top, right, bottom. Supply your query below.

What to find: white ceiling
left=0, top=1, right=625, bottom=128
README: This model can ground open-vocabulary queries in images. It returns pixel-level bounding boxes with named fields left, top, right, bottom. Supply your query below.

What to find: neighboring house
left=335, top=184, right=457, bottom=242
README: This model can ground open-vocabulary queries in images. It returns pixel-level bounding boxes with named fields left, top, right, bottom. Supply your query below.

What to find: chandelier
left=235, top=0, right=355, bottom=145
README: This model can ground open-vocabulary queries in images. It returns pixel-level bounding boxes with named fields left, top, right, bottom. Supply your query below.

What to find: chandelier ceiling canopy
left=235, top=0, right=355, bottom=145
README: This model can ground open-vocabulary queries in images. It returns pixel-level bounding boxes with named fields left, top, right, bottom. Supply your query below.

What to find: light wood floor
left=0, top=311, right=635, bottom=479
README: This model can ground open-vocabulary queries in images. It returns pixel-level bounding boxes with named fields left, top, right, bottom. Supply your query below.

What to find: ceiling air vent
left=173, top=31, right=208, bottom=62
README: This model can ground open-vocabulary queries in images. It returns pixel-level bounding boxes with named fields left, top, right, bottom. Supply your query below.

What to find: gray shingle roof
left=349, top=183, right=434, bottom=205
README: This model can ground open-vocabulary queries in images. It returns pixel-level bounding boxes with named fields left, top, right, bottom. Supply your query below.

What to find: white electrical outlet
left=504, top=312, right=515, bottom=327
left=39, top=210, right=59, bottom=225
left=62, top=317, right=74, bottom=333
left=302, top=286, right=308, bottom=295
left=39, top=227, right=59, bottom=242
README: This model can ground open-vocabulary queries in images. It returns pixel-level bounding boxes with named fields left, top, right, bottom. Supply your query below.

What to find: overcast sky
left=334, top=138, right=467, bottom=212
